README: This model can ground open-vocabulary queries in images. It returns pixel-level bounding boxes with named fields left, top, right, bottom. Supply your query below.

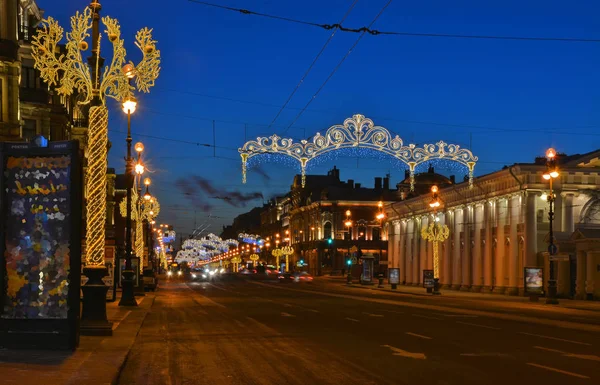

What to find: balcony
left=20, top=87, right=49, bottom=104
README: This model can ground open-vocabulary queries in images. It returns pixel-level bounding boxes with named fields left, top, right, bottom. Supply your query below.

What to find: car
left=143, top=268, right=158, bottom=291
left=278, top=271, right=313, bottom=283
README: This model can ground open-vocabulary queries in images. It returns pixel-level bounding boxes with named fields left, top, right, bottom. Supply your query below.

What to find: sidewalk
left=0, top=294, right=154, bottom=385
left=320, top=275, right=600, bottom=312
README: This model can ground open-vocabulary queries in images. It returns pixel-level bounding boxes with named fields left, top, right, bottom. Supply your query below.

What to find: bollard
left=378, top=273, right=384, bottom=288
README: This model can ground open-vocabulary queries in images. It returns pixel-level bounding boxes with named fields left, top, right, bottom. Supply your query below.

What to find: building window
left=21, top=66, right=38, bottom=89
left=358, top=226, right=367, bottom=241
left=324, top=222, right=332, bottom=240
left=22, top=119, right=37, bottom=141
left=372, top=227, right=381, bottom=241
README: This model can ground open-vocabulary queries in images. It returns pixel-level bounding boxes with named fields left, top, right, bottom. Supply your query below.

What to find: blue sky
left=45, top=0, right=599, bottom=235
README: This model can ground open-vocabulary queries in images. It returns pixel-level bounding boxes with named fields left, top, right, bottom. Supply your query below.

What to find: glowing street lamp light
left=543, top=148, right=560, bottom=305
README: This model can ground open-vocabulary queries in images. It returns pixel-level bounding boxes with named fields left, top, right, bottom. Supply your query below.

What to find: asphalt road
left=117, top=275, right=600, bottom=385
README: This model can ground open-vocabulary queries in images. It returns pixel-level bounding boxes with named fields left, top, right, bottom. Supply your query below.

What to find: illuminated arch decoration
left=239, top=114, right=478, bottom=191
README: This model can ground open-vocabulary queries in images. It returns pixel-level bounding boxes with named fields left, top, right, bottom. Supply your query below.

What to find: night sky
left=43, top=1, right=599, bottom=235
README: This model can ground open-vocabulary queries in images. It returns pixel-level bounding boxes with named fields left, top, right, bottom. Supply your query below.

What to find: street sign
left=549, top=254, right=569, bottom=262
left=548, top=243, right=558, bottom=255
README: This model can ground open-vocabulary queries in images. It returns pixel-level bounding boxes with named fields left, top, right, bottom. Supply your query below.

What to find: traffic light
left=300, top=259, right=304, bottom=265
left=327, top=239, right=333, bottom=244
left=347, top=259, right=352, bottom=266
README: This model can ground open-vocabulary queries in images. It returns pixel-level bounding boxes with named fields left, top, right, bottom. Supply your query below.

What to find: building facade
left=385, top=150, right=600, bottom=300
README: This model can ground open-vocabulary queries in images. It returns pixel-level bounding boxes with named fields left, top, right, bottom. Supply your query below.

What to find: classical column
left=398, top=221, right=406, bottom=284
left=461, top=206, right=472, bottom=291
left=413, top=218, right=420, bottom=286
left=525, top=192, right=538, bottom=267
left=563, top=193, right=575, bottom=234
left=452, top=208, right=462, bottom=290
left=575, top=250, right=586, bottom=300
left=507, top=195, right=520, bottom=295
left=420, top=216, right=428, bottom=281
left=482, top=201, right=492, bottom=292
left=472, top=204, right=483, bottom=292
left=586, top=251, right=597, bottom=300
left=493, top=199, right=506, bottom=293
left=441, top=211, right=452, bottom=289
left=407, top=219, right=415, bottom=285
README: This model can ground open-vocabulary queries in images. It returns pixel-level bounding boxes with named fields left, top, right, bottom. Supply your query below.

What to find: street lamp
left=422, top=185, right=449, bottom=295
left=345, top=210, right=352, bottom=284
left=119, top=95, right=138, bottom=306
left=31, top=0, right=160, bottom=325
left=543, top=148, right=560, bottom=305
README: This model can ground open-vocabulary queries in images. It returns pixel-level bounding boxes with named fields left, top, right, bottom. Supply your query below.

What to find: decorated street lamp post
left=281, top=246, right=294, bottom=273
left=250, top=253, right=259, bottom=267
left=543, top=148, right=560, bottom=305
left=31, top=0, right=160, bottom=331
left=421, top=186, right=449, bottom=295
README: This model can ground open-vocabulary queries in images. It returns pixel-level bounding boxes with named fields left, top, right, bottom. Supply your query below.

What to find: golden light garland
left=31, top=4, right=161, bottom=267
left=239, top=114, right=478, bottom=190
left=421, top=221, right=450, bottom=280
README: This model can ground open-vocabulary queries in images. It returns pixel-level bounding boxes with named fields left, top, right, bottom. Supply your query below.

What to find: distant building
left=386, top=150, right=600, bottom=300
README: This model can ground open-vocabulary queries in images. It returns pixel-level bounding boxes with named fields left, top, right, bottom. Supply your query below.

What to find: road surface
left=118, top=275, right=600, bottom=385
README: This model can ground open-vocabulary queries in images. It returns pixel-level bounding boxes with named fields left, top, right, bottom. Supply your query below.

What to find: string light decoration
left=280, top=246, right=294, bottom=273
left=120, top=189, right=160, bottom=272
left=31, top=2, right=160, bottom=266
left=239, top=114, right=478, bottom=191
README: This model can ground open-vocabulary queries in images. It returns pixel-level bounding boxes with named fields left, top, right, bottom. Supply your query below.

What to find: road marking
left=456, top=321, right=500, bottom=330
left=411, top=313, right=442, bottom=320
left=534, top=346, right=600, bottom=362
left=533, top=346, right=564, bottom=354
left=436, top=313, right=478, bottom=318
left=381, top=345, right=426, bottom=360
left=362, top=312, right=384, bottom=317
left=245, top=317, right=282, bottom=336
left=405, top=332, right=432, bottom=340
left=306, top=308, right=320, bottom=313
left=519, top=332, right=591, bottom=346
left=345, top=317, right=360, bottom=322
left=381, top=310, right=405, bottom=315
left=526, top=363, right=590, bottom=379
left=281, top=312, right=295, bottom=317
left=283, top=303, right=293, bottom=307
left=461, top=352, right=512, bottom=358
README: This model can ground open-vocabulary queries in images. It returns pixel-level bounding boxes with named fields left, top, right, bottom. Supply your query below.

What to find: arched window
left=324, top=222, right=332, bottom=240
left=372, top=227, right=381, bottom=241
left=358, top=225, right=366, bottom=241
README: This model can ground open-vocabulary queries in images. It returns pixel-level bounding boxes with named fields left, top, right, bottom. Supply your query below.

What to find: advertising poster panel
left=524, top=267, right=544, bottom=295
left=0, top=140, right=82, bottom=349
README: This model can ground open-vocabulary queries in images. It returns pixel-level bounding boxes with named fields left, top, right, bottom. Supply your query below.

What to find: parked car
left=143, top=268, right=158, bottom=291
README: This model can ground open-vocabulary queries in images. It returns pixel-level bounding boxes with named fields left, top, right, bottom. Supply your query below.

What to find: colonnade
left=388, top=193, right=541, bottom=294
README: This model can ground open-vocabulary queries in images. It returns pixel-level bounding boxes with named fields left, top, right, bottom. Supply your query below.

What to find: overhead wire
left=187, top=0, right=600, bottom=43
left=282, top=0, right=389, bottom=134
left=268, top=0, right=360, bottom=128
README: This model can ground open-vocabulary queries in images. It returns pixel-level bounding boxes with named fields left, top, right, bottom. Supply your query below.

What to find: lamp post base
left=432, top=278, right=441, bottom=295
left=81, top=266, right=113, bottom=336
left=119, top=269, right=138, bottom=307
left=546, top=280, right=559, bottom=304
left=346, top=274, right=352, bottom=285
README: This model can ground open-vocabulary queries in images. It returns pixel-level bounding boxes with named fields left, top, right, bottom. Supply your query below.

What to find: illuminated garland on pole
left=239, top=114, right=478, bottom=191
left=31, top=3, right=161, bottom=267
left=249, top=253, right=259, bottom=267
left=421, top=221, right=450, bottom=294
left=281, top=246, right=294, bottom=273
